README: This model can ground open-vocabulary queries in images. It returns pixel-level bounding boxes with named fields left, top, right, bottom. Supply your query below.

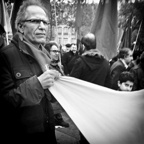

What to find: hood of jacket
left=81, top=49, right=106, bottom=70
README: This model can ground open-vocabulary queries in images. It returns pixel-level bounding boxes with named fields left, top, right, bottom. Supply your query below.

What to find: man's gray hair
left=15, top=0, right=49, bottom=30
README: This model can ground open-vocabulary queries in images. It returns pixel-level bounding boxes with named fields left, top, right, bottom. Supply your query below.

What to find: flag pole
left=54, top=0, right=58, bottom=43
left=133, top=21, right=142, bottom=53
left=117, top=28, right=124, bottom=51
left=75, top=0, right=82, bottom=52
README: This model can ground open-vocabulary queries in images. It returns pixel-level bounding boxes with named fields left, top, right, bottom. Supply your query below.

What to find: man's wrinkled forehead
left=26, top=5, right=48, bottom=20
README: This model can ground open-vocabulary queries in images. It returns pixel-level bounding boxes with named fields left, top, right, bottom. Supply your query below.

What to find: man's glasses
left=50, top=50, right=60, bottom=53
left=23, top=19, right=50, bottom=26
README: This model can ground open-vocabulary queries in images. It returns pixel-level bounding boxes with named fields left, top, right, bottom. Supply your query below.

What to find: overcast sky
left=61, top=0, right=100, bottom=3
left=87, top=0, right=100, bottom=3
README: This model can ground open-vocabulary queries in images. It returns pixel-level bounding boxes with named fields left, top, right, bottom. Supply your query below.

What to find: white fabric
left=49, top=76, right=144, bottom=144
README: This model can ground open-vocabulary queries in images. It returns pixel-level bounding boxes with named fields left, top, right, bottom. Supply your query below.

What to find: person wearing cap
left=130, top=51, right=144, bottom=90
left=62, top=43, right=79, bottom=75
left=65, top=43, right=71, bottom=52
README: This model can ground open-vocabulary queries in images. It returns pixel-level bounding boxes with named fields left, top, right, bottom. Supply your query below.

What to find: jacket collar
left=82, top=49, right=104, bottom=59
left=119, top=58, right=128, bottom=69
left=11, top=32, right=50, bottom=58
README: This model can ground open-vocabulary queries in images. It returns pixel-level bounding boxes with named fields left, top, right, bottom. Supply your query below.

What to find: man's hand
left=37, top=70, right=60, bottom=89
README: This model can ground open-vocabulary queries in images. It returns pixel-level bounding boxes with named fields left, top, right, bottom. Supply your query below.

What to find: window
left=58, top=27, right=62, bottom=35
left=58, top=38, right=62, bottom=45
left=71, top=28, right=75, bottom=35
left=71, top=38, right=76, bottom=44
left=63, top=38, right=68, bottom=45
left=63, top=27, right=68, bottom=35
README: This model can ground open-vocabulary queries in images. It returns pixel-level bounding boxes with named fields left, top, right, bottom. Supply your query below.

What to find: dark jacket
left=110, top=59, right=127, bottom=90
left=62, top=50, right=79, bottom=75
left=0, top=33, right=56, bottom=143
left=130, top=64, right=144, bottom=90
left=49, top=63, right=65, bottom=114
left=70, top=49, right=111, bottom=88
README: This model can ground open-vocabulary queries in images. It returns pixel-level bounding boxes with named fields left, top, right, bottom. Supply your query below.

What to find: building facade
left=55, top=24, right=77, bottom=46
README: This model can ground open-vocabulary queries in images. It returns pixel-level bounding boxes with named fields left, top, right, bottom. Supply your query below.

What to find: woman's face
left=50, top=45, right=60, bottom=61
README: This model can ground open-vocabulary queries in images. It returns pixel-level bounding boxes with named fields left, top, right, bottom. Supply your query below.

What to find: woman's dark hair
left=45, top=41, right=59, bottom=52
left=118, top=71, right=134, bottom=83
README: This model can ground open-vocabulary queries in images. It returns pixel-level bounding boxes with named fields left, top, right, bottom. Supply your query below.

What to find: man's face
left=71, top=44, right=77, bottom=54
left=20, top=6, right=49, bottom=46
left=124, top=50, right=133, bottom=65
left=118, top=80, right=134, bottom=91
left=50, top=45, right=60, bottom=61
left=65, top=47, right=70, bottom=52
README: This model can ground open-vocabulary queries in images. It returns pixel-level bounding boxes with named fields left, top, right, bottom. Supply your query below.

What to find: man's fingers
left=46, top=70, right=60, bottom=79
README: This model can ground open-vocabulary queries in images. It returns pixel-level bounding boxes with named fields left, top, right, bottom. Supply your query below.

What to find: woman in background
left=45, top=41, right=69, bottom=128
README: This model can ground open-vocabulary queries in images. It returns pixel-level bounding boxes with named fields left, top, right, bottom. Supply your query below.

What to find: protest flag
left=91, top=0, right=118, bottom=60
left=10, top=0, right=23, bottom=35
left=0, top=0, right=6, bottom=28
left=0, top=0, right=12, bottom=45
left=75, top=0, right=82, bottom=32
left=119, top=15, right=132, bottom=49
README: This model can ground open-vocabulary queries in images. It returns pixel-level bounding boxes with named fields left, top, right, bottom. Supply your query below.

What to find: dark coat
left=0, top=34, right=56, bottom=143
left=62, top=50, right=79, bottom=75
left=130, top=64, right=144, bottom=90
left=110, top=59, right=127, bottom=90
left=49, top=63, right=65, bottom=114
left=70, top=50, right=111, bottom=88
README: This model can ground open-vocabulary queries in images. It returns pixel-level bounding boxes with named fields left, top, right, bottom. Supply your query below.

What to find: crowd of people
left=0, top=0, right=144, bottom=144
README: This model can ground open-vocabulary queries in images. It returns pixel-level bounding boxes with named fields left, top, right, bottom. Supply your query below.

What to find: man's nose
left=127, top=87, right=132, bottom=91
left=39, top=21, right=45, bottom=28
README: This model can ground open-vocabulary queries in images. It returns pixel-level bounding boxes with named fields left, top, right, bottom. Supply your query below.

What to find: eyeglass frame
left=22, top=19, right=50, bottom=26
left=50, top=50, right=60, bottom=53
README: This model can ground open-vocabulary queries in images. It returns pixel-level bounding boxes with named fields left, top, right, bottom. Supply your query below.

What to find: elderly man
left=0, top=0, right=59, bottom=143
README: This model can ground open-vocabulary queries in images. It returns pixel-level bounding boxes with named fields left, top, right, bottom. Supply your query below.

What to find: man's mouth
left=36, top=33, right=46, bottom=36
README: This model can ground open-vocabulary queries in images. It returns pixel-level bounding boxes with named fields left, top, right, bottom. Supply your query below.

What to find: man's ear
left=17, top=23, right=24, bottom=34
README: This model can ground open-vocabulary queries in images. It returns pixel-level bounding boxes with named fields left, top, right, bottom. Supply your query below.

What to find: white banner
left=50, top=76, right=144, bottom=144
